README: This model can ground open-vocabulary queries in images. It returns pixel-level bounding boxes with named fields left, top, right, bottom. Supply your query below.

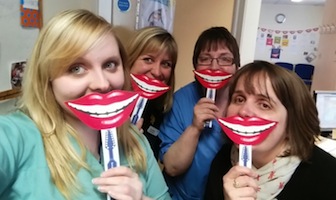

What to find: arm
left=161, top=98, right=219, bottom=176
left=0, top=115, right=24, bottom=194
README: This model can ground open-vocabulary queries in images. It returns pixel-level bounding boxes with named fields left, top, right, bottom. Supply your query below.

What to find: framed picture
left=11, top=61, right=26, bottom=89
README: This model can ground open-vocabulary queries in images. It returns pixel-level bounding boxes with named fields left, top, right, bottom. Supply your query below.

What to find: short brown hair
left=228, top=60, right=320, bottom=161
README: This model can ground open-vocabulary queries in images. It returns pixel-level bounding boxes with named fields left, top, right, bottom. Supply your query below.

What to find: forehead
left=201, top=41, right=229, bottom=52
left=235, top=74, right=275, bottom=97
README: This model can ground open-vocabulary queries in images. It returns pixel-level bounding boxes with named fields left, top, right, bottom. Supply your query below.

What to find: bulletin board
left=0, top=0, right=42, bottom=101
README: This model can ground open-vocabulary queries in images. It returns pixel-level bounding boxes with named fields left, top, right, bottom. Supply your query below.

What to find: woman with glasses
left=158, top=27, right=240, bottom=200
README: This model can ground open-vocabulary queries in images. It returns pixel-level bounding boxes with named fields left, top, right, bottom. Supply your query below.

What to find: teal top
left=0, top=111, right=171, bottom=200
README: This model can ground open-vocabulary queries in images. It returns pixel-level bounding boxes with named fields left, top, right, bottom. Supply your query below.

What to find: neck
left=252, top=140, right=289, bottom=169
left=65, top=114, right=101, bottom=159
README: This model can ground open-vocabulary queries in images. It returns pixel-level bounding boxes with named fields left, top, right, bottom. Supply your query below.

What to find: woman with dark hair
left=159, top=27, right=240, bottom=199
left=204, top=60, right=336, bottom=200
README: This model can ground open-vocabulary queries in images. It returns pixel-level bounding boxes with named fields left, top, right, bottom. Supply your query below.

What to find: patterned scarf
left=231, top=146, right=301, bottom=200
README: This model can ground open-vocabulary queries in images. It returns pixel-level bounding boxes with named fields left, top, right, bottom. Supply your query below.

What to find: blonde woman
left=126, top=26, right=177, bottom=159
left=0, top=9, right=170, bottom=200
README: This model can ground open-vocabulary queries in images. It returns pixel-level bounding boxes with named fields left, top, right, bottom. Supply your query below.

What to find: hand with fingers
left=223, top=165, right=259, bottom=200
left=92, top=166, right=149, bottom=200
left=192, top=97, right=219, bottom=131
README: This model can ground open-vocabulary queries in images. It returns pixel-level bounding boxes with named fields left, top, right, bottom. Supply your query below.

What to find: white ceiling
left=262, top=0, right=325, bottom=6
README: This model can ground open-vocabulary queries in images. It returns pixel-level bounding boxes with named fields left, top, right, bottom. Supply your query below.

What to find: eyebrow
left=199, top=52, right=233, bottom=57
left=234, top=89, right=277, bottom=105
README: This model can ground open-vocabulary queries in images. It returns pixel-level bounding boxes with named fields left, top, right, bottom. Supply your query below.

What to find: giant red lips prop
left=194, top=69, right=233, bottom=128
left=217, top=116, right=278, bottom=167
left=66, top=90, right=139, bottom=130
left=130, top=74, right=170, bottom=124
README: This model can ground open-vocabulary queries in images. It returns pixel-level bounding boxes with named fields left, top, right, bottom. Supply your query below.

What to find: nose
left=150, top=63, right=163, bottom=79
left=210, top=58, right=220, bottom=70
left=90, top=70, right=111, bottom=93
left=237, top=102, right=254, bottom=118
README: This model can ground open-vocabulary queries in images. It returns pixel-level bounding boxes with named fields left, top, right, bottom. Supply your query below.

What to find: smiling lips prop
left=130, top=74, right=170, bottom=124
left=217, top=116, right=278, bottom=145
left=193, top=69, right=233, bottom=89
left=130, top=74, right=170, bottom=99
left=218, top=116, right=278, bottom=168
left=194, top=69, right=233, bottom=128
left=65, top=90, right=139, bottom=130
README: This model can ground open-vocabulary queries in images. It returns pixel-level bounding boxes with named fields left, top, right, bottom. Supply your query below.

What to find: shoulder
left=129, top=124, right=151, bottom=151
left=278, top=146, right=336, bottom=199
left=174, top=82, right=199, bottom=97
left=0, top=111, right=40, bottom=139
left=310, top=145, right=336, bottom=170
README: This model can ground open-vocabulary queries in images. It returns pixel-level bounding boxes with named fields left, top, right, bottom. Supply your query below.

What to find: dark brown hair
left=228, top=60, right=320, bottom=161
left=192, top=27, right=240, bottom=69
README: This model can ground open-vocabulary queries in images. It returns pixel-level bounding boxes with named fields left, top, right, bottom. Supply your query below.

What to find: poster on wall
left=270, top=47, right=281, bottom=59
left=20, top=0, right=41, bottom=28
left=136, top=0, right=175, bottom=33
left=255, top=27, right=320, bottom=63
left=11, top=61, right=26, bottom=89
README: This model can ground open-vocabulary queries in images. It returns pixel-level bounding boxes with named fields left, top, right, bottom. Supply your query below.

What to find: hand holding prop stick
left=130, top=74, right=170, bottom=125
left=194, top=69, right=232, bottom=128
left=66, top=90, right=139, bottom=200
left=217, top=116, right=277, bottom=168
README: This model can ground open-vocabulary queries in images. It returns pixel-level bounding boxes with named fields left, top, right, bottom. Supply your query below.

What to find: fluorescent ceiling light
left=291, top=0, right=303, bottom=2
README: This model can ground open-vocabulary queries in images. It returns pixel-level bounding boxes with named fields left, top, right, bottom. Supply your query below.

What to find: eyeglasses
left=197, top=56, right=234, bottom=66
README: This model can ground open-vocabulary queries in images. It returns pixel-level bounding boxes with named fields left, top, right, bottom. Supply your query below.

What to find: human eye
left=258, top=101, right=272, bottom=110
left=142, top=57, right=154, bottom=64
left=232, top=95, right=245, bottom=104
left=69, top=64, right=85, bottom=75
left=162, top=61, right=173, bottom=68
left=219, top=56, right=234, bottom=65
left=198, top=56, right=211, bottom=62
left=104, top=61, right=118, bottom=71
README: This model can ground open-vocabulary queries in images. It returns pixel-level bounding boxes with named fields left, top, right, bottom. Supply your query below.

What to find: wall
left=43, top=0, right=97, bottom=24
left=0, top=0, right=97, bottom=112
left=0, top=0, right=39, bottom=92
left=235, top=0, right=262, bottom=66
left=311, top=0, right=336, bottom=91
left=255, top=4, right=324, bottom=64
left=107, top=0, right=236, bottom=91
left=173, top=0, right=235, bottom=90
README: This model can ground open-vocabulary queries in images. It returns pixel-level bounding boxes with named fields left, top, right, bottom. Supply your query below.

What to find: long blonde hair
left=19, top=9, right=146, bottom=199
left=127, top=26, right=178, bottom=112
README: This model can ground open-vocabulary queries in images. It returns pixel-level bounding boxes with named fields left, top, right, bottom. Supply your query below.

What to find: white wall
left=43, top=0, right=98, bottom=24
left=234, top=0, right=262, bottom=66
left=255, top=4, right=324, bottom=64
left=0, top=0, right=39, bottom=92
left=0, top=0, right=98, bottom=113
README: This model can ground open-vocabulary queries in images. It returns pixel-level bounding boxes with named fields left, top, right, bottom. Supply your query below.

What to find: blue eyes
left=68, top=61, right=119, bottom=75
left=69, top=65, right=85, bottom=74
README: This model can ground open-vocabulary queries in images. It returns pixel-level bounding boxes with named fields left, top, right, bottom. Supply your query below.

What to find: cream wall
left=311, top=0, right=336, bottom=91
left=43, top=0, right=97, bottom=24
left=173, top=0, right=235, bottom=90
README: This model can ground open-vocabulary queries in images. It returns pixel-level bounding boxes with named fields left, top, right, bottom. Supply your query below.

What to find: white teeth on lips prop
left=193, top=69, right=233, bottom=89
left=217, top=116, right=278, bottom=145
left=130, top=74, right=170, bottom=99
left=67, top=94, right=138, bottom=118
left=65, top=90, right=139, bottom=130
